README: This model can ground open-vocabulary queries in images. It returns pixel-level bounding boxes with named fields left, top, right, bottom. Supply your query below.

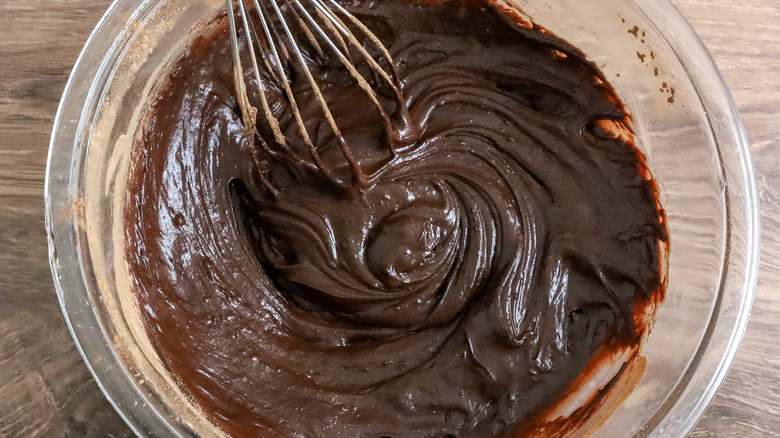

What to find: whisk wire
left=290, top=0, right=394, bottom=128
left=248, top=0, right=343, bottom=182
left=251, top=0, right=289, bottom=83
left=225, top=0, right=414, bottom=189
left=320, top=0, right=401, bottom=87
left=268, top=0, right=367, bottom=186
left=237, top=0, right=287, bottom=146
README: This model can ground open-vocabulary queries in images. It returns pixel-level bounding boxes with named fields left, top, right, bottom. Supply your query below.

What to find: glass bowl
left=45, top=0, right=760, bottom=436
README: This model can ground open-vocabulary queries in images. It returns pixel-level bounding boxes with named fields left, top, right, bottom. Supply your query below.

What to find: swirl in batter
left=125, top=0, right=668, bottom=436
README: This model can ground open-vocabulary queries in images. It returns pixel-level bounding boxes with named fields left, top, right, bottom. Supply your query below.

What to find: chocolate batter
left=125, top=0, right=668, bottom=436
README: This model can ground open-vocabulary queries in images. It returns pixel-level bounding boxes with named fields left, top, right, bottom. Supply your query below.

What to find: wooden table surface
left=1, top=0, right=778, bottom=436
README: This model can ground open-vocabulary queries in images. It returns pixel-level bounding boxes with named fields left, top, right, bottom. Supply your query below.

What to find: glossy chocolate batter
left=125, top=1, right=668, bottom=436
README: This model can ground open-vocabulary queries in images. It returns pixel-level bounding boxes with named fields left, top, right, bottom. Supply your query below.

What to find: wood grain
left=1, top=2, right=135, bottom=436
left=0, top=0, right=777, bottom=436
left=675, top=0, right=780, bottom=436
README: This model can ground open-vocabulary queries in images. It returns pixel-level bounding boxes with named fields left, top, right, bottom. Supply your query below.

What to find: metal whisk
left=224, top=0, right=415, bottom=189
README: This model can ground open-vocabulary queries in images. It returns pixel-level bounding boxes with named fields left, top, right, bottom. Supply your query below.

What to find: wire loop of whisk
left=224, top=0, right=415, bottom=190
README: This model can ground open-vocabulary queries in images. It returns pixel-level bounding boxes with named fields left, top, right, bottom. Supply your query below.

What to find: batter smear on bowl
left=125, top=0, right=668, bottom=436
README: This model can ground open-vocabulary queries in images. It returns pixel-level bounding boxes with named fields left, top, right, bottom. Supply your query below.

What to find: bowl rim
left=45, top=0, right=760, bottom=436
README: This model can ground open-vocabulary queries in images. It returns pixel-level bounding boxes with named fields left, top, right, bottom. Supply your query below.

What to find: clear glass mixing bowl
left=45, top=0, right=760, bottom=436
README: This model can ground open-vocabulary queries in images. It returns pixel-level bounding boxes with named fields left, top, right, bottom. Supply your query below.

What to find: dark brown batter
left=125, top=1, right=668, bottom=436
